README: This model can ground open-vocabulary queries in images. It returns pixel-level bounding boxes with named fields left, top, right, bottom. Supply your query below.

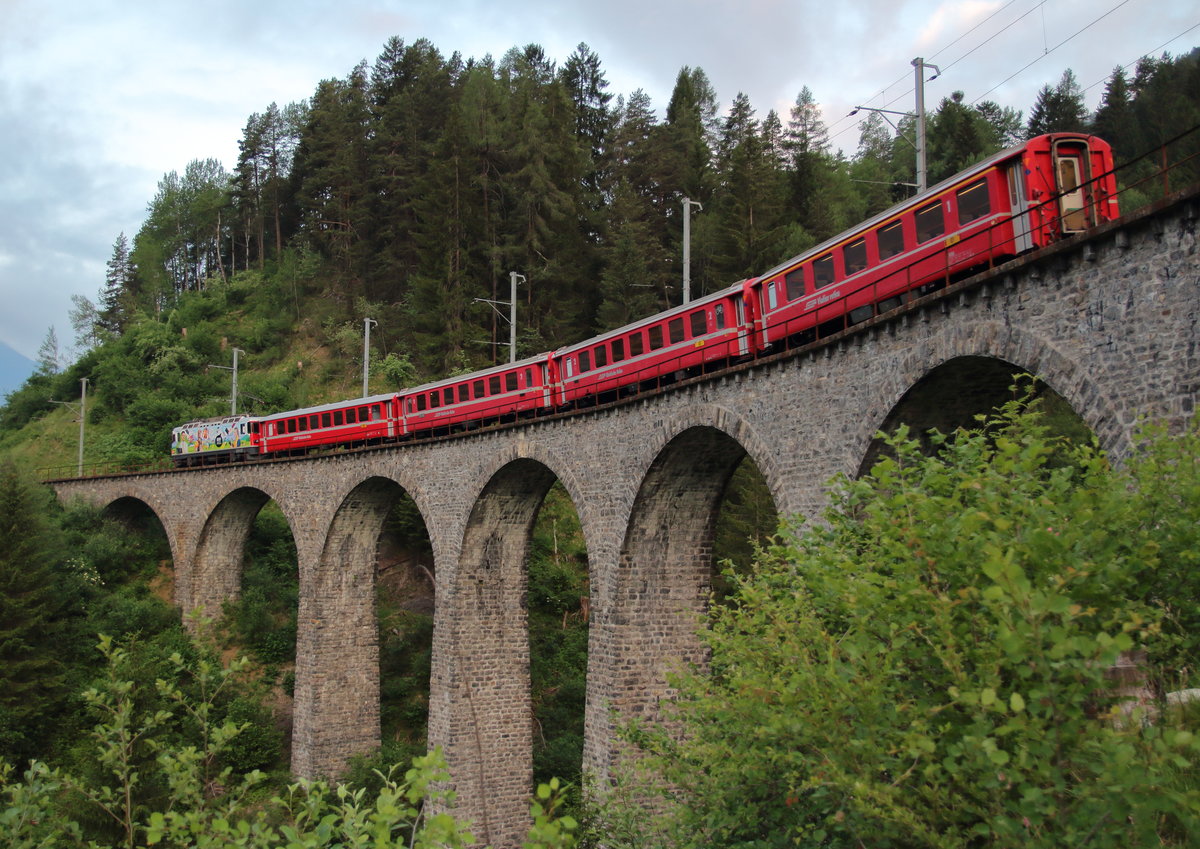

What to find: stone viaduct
left=50, top=187, right=1199, bottom=847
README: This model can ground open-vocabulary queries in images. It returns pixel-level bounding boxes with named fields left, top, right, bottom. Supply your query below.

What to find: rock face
left=50, top=187, right=1200, bottom=848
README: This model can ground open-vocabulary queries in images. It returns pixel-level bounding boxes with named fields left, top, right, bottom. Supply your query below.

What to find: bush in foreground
left=617, top=401, right=1200, bottom=847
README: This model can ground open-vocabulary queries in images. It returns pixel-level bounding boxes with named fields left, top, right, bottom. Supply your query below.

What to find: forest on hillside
left=60, top=40, right=1200, bottom=390
left=1, top=40, right=1196, bottom=467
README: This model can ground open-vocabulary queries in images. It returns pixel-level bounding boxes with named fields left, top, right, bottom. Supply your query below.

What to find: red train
left=171, top=133, right=1119, bottom=466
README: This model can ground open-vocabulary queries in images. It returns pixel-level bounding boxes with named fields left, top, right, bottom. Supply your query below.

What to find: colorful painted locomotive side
left=171, top=415, right=261, bottom=466
left=168, top=134, right=1120, bottom=467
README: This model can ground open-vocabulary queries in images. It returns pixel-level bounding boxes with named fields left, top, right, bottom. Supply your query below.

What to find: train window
left=767, top=281, right=778, bottom=309
left=334, top=411, right=343, bottom=426
left=714, top=304, right=726, bottom=330
left=565, top=358, right=575, bottom=378
left=956, top=178, right=990, bottom=225
left=429, top=392, right=440, bottom=409
left=321, top=413, right=331, bottom=428
left=668, top=317, right=686, bottom=344
left=612, top=338, right=626, bottom=361
left=813, top=254, right=835, bottom=288
left=785, top=268, right=805, bottom=300
left=878, top=220, right=904, bottom=259
left=525, top=368, right=534, bottom=386
left=359, top=406, right=370, bottom=420
left=844, top=239, right=867, bottom=275
left=443, top=387, right=454, bottom=405
left=346, top=407, right=357, bottom=424
left=459, top=384, right=470, bottom=403
left=594, top=345, right=608, bottom=368
left=309, top=415, right=319, bottom=429
left=298, top=417, right=308, bottom=432
left=474, top=379, right=485, bottom=397
left=489, top=376, right=502, bottom=395
left=648, top=325, right=664, bottom=350
left=505, top=372, right=518, bottom=391
left=915, top=201, right=945, bottom=243
left=629, top=331, right=645, bottom=356
left=690, top=311, right=707, bottom=337
left=415, top=395, right=425, bottom=412
left=372, top=405, right=382, bottom=420
left=579, top=350, right=591, bottom=372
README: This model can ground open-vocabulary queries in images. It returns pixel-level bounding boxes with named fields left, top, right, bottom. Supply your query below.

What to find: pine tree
left=1094, top=67, right=1136, bottom=157
left=1026, top=69, right=1089, bottom=137
left=99, top=232, right=133, bottom=334
left=560, top=42, right=613, bottom=198
left=0, top=462, right=69, bottom=760
left=36, top=327, right=60, bottom=376
left=596, top=180, right=668, bottom=331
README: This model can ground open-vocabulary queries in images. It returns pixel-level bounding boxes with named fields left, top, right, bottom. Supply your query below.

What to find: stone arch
left=101, top=495, right=177, bottom=604
left=191, top=486, right=277, bottom=619
left=852, top=321, right=1126, bottom=475
left=586, top=419, right=771, bottom=785
left=438, top=456, right=561, bottom=849
left=292, top=474, right=430, bottom=778
left=634, top=401, right=788, bottom=518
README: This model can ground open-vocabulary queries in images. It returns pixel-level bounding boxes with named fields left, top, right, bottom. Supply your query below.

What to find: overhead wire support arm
left=474, top=272, right=524, bottom=363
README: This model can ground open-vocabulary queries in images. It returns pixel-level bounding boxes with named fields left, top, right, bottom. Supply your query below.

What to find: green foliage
left=0, top=637, right=579, bottom=848
left=0, top=462, right=72, bottom=761
left=220, top=502, right=298, bottom=683
left=619, top=404, right=1200, bottom=848
left=528, top=484, right=590, bottom=791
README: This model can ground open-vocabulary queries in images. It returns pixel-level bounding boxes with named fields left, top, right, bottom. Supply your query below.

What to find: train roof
left=258, top=392, right=400, bottom=422
left=402, top=351, right=551, bottom=395
left=553, top=280, right=749, bottom=356
left=173, top=414, right=257, bottom=431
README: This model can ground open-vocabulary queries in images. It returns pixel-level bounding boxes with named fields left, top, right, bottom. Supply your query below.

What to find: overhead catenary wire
left=823, top=0, right=1195, bottom=154
left=970, top=0, right=1136, bottom=104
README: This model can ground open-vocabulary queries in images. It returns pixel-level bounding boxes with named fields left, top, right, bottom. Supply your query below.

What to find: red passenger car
left=259, top=394, right=401, bottom=455
left=400, top=354, right=554, bottom=435
left=554, top=282, right=758, bottom=406
left=751, top=133, right=1119, bottom=349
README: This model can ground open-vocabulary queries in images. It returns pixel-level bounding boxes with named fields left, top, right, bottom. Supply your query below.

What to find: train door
left=732, top=294, right=751, bottom=356
left=1006, top=163, right=1035, bottom=252
left=1052, top=141, right=1092, bottom=233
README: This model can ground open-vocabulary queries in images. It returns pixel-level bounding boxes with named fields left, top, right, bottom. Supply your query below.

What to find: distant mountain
left=0, top=341, right=36, bottom=399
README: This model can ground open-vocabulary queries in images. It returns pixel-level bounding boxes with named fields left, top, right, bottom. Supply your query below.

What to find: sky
left=0, top=0, right=1196, bottom=361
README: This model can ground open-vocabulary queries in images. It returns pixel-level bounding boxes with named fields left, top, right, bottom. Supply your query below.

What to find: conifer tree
left=1026, top=69, right=1089, bottom=137
left=0, top=462, right=69, bottom=760
left=98, top=232, right=133, bottom=334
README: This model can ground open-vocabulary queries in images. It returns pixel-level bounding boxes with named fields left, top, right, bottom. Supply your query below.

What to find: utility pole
left=77, top=377, right=87, bottom=476
left=209, top=347, right=244, bottom=415
left=474, top=272, right=524, bottom=363
left=912, top=57, right=940, bottom=194
left=363, top=317, right=377, bottom=397
left=682, top=197, right=703, bottom=304
left=850, top=59, right=939, bottom=195
left=50, top=376, right=88, bottom=476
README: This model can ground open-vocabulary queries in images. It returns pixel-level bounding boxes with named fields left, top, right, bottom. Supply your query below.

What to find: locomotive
left=171, top=133, right=1119, bottom=467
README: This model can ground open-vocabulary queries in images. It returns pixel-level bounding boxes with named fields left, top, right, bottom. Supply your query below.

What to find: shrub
left=623, top=402, right=1200, bottom=848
